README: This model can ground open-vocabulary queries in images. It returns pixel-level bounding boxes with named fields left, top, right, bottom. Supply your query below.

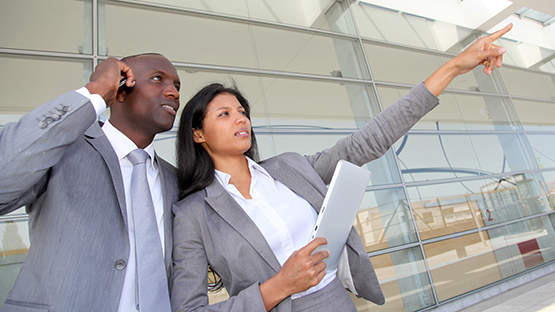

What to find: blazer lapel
left=156, top=156, right=175, bottom=273
left=261, top=158, right=325, bottom=213
left=84, top=123, right=128, bottom=227
left=204, top=181, right=283, bottom=273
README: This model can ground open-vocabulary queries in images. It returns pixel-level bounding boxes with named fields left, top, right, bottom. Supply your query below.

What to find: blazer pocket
left=2, top=300, right=50, bottom=312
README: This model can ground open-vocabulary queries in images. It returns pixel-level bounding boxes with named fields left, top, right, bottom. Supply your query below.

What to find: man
left=0, top=53, right=180, bottom=311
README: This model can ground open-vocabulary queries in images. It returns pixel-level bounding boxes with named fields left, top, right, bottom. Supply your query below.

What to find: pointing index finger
left=486, top=23, right=513, bottom=42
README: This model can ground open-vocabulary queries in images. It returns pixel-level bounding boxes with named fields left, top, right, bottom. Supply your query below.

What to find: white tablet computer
left=309, top=160, right=371, bottom=271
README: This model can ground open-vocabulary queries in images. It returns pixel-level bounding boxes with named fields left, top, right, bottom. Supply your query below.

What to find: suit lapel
left=156, top=155, right=175, bottom=273
left=261, top=158, right=325, bottom=213
left=204, top=181, right=282, bottom=273
left=84, top=123, right=128, bottom=227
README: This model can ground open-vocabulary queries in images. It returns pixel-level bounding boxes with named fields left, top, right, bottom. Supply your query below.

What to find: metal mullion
left=170, top=61, right=374, bottom=85
left=0, top=48, right=94, bottom=61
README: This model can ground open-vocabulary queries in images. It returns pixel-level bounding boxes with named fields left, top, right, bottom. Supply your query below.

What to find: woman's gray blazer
left=171, top=82, right=439, bottom=312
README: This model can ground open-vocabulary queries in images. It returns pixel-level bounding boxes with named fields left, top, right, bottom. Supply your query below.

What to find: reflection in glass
left=0, top=0, right=90, bottom=54
left=104, top=3, right=365, bottom=78
left=541, top=171, right=555, bottom=210
left=0, top=220, right=29, bottom=306
left=352, top=2, right=475, bottom=53
left=352, top=247, right=434, bottom=311
left=378, top=87, right=518, bottom=131
left=408, top=175, right=549, bottom=240
left=513, top=99, right=555, bottom=131
left=354, top=188, right=418, bottom=252
left=526, top=134, right=555, bottom=170
left=366, top=44, right=503, bottom=94
left=499, top=37, right=555, bottom=74
left=253, top=27, right=368, bottom=78
left=122, top=0, right=356, bottom=34
left=500, top=67, right=555, bottom=100
left=258, top=78, right=375, bottom=128
left=424, top=216, right=555, bottom=302
left=396, top=133, right=530, bottom=182
left=104, top=4, right=256, bottom=67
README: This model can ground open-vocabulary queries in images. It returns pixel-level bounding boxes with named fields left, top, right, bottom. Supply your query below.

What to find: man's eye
left=152, top=76, right=162, bottom=82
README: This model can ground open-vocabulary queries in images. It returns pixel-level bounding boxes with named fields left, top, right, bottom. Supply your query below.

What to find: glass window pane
left=352, top=247, right=435, bottom=311
left=366, top=45, right=444, bottom=84
left=253, top=27, right=368, bottom=79
left=424, top=216, right=555, bottom=302
left=541, top=170, right=555, bottom=209
left=366, top=44, right=503, bottom=94
left=0, top=220, right=30, bottom=306
left=396, top=133, right=532, bottom=183
left=103, top=4, right=256, bottom=67
left=378, top=87, right=520, bottom=131
left=500, top=38, right=555, bottom=74
left=513, top=99, right=555, bottom=131
left=526, top=134, right=555, bottom=169
left=351, top=2, right=476, bottom=53
left=0, top=0, right=91, bottom=54
left=408, top=175, right=551, bottom=240
left=0, top=55, right=91, bottom=116
left=124, top=0, right=356, bottom=34
left=500, top=67, right=555, bottom=100
left=355, top=188, right=418, bottom=252
left=104, top=4, right=366, bottom=78
left=259, top=78, right=374, bottom=128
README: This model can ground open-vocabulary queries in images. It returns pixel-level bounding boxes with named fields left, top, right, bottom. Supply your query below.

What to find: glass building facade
left=1, top=0, right=555, bottom=311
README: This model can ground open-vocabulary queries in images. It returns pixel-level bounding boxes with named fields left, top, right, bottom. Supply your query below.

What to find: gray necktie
left=127, top=149, right=171, bottom=312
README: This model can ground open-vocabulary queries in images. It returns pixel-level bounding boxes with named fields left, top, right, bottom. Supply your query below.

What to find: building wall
left=1, top=0, right=554, bottom=310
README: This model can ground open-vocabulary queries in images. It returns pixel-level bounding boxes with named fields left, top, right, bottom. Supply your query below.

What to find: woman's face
left=193, top=92, right=252, bottom=160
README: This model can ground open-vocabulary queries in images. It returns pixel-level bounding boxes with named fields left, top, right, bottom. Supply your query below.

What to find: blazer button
left=115, top=260, right=126, bottom=270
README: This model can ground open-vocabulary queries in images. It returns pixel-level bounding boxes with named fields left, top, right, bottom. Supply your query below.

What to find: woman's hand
left=452, top=23, right=513, bottom=76
left=259, top=237, right=330, bottom=311
left=425, top=23, right=513, bottom=96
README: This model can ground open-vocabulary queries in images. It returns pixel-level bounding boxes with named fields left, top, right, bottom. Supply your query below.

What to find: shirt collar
left=214, top=156, right=271, bottom=187
left=102, top=120, right=157, bottom=170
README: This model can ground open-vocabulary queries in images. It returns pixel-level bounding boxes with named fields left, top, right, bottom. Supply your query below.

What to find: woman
left=171, top=24, right=512, bottom=312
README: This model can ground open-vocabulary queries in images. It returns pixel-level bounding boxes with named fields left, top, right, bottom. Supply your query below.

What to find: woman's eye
left=218, top=112, right=228, bottom=117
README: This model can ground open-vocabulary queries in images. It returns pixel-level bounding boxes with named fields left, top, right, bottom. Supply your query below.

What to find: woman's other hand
left=259, top=237, right=330, bottom=311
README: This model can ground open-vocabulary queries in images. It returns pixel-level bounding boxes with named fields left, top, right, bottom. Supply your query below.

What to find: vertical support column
left=326, top=1, right=431, bottom=308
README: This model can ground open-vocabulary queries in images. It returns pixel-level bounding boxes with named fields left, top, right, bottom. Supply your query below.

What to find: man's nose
left=165, top=84, right=179, bottom=100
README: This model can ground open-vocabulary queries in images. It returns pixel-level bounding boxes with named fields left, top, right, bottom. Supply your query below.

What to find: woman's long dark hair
left=176, top=83, right=259, bottom=200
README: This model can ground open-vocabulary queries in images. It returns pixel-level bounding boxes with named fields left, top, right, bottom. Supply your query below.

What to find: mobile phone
left=119, top=78, right=127, bottom=88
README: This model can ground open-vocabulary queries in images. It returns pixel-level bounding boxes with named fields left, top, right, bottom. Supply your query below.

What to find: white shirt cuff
left=76, top=87, right=107, bottom=117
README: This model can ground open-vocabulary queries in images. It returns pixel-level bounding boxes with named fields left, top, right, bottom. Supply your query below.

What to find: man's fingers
left=120, top=63, right=136, bottom=87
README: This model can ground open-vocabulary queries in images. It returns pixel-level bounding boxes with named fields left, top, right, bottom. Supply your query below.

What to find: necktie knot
left=127, top=149, right=149, bottom=166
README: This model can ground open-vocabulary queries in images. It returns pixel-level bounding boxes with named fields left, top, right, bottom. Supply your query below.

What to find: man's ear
left=115, top=88, right=126, bottom=103
left=193, top=129, right=205, bottom=143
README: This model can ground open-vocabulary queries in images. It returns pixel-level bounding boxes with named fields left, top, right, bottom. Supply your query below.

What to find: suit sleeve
left=172, top=201, right=267, bottom=312
left=305, top=82, right=439, bottom=184
left=0, top=90, right=97, bottom=214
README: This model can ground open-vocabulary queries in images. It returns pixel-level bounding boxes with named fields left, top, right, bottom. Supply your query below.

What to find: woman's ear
left=193, top=129, right=205, bottom=143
